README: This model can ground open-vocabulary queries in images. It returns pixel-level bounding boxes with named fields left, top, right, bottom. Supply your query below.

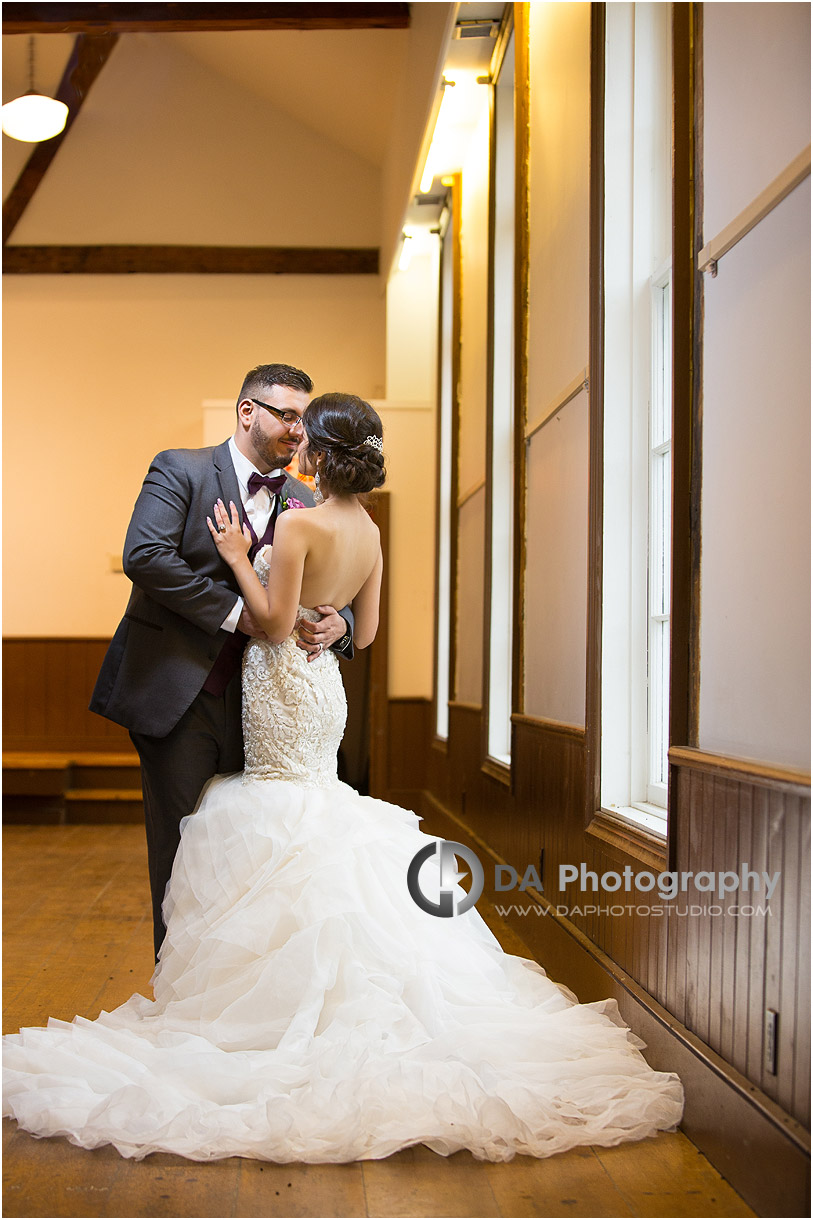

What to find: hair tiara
left=364, top=435, right=383, bottom=452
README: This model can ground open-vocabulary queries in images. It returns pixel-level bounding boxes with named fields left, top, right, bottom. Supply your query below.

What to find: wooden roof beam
left=2, top=246, right=380, bottom=274
left=3, top=4, right=411, bottom=35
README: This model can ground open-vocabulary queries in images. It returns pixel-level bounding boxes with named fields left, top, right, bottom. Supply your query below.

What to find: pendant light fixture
left=2, top=37, right=69, bottom=143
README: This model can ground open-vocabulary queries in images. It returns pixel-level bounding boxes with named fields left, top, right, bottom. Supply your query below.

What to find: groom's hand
left=238, top=608, right=269, bottom=639
left=296, top=606, right=346, bottom=662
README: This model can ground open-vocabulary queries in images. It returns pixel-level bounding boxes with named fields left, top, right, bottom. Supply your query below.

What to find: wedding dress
left=3, top=551, right=683, bottom=1163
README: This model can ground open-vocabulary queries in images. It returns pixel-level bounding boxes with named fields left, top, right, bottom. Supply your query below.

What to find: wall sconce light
left=419, top=78, right=456, bottom=194
left=2, top=37, right=69, bottom=143
left=398, top=230, right=414, bottom=272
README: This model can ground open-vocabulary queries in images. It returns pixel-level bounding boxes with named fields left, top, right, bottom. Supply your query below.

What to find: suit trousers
left=131, top=667, right=244, bottom=960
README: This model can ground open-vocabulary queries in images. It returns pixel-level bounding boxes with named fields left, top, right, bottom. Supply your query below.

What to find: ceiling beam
left=3, top=4, right=410, bottom=34
left=2, top=245, right=380, bottom=274
left=3, top=33, right=119, bottom=244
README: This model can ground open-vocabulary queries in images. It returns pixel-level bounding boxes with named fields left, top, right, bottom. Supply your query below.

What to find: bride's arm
left=351, top=546, right=383, bottom=649
left=207, top=500, right=305, bottom=644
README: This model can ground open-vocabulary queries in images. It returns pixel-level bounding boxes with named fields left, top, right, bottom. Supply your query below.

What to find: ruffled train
left=3, top=772, right=683, bottom=1162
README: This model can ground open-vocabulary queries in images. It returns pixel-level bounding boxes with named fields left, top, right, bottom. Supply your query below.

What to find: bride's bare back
left=211, top=489, right=382, bottom=651
left=256, top=496, right=382, bottom=649
left=292, top=501, right=380, bottom=610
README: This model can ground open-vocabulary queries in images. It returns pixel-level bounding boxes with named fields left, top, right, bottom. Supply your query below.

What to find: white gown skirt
left=3, top=770, right=684, bottom=1163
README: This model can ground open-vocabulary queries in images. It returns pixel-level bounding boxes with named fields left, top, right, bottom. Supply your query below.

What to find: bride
left=3, top=392, right=683, bottom=1164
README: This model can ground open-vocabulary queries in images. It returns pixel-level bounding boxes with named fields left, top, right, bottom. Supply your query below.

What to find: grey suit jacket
left=90, top=440, right=352, bottom=737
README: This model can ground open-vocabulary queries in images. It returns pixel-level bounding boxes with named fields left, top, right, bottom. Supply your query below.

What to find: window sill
left=626, top=802, right=668, bottom=835
left=481, top=755, right=511, bottom=787
left=586, top=808, right=668, bottom=871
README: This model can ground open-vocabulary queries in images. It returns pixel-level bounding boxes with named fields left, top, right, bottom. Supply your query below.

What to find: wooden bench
left=3, top=752, right=143, bottom=824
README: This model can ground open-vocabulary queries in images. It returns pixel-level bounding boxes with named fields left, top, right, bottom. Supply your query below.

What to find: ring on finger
left=219, top=524, right=227, bottom=533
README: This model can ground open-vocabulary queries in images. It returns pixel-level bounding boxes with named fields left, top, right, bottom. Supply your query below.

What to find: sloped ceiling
left=2, top=7, right=454, bottom=261
left=4, top=33, right=385, bottom=247
left=163, top=29, right=408, bottom=167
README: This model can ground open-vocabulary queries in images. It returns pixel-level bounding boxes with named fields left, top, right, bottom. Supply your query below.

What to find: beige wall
left=457, top=102, right=490, bottom=497
left=1, top=15, right=449, bottom=699
left=454, top=94, right=491, bottom=707
left=2, top=274, right=385, bottom=637
left=699, top=3, right=811, bottom=768
left=382, top=242, right=439, bottom=699
left=523, top=1, right=591, bottom=723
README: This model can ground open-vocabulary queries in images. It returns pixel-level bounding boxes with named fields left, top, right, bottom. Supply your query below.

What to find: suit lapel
left=212, top=440, right=244, bottom=525
left=280, top=472, right=314, bottom=509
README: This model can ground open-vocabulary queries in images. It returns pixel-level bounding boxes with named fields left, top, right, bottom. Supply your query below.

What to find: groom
left=91, top=363, right=353, bottom=959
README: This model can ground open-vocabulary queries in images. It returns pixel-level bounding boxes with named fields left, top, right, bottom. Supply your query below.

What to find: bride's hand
left=207, top=499, right=252, bottom=566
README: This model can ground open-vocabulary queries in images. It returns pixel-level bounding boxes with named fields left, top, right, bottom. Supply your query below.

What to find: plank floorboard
left=105, top=1153, right=241, bottom=1218
left=361, top=1144, right=500, bottom=1216
left=237, top=1160, right=367, bottom=1217
left=593, top=1132, right=755, bottom=1217
left=484, top=1146, right=634, bottom=1218
left=3, top=826, right=756, bottom=1218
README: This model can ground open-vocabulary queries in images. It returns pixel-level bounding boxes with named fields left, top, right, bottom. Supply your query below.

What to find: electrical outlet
left=765, top=1009, right=778, bottom=1075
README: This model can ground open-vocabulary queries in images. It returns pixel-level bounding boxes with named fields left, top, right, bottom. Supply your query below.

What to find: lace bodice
left=241, top=548, right=347, bottom=787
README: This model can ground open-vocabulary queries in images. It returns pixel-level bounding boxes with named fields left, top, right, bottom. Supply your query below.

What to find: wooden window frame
left=481, top=3, right=518, bottom=787
left=585, top=2, right=702, bottom=868
left=432, top=174, right=462, bottom=753
left=480, top=2, right=530, bottom=788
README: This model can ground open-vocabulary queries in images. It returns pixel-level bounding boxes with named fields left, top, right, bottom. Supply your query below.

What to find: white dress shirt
left=220, top=438, right=286, bottom=632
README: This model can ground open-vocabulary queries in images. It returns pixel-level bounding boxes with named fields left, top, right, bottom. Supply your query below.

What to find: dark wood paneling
left=3, top=246, right=380, bottom=275
left=386, top=699, right=432, bottom=797
left=3, top=640, right=131, bottom=753
left=408, top=696, right=811, bottom=1128
left=2, top=4, right=411, bottom=33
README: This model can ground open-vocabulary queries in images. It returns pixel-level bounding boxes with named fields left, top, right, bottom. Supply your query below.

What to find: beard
left=249, top=418, right=296, bottom=471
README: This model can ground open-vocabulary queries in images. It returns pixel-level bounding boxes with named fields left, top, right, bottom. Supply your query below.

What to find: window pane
left=487, top=32, right=516, bottom=765
left=436, top=224, right=454, bottom=740
left=601, top=2, right=672, bottom=827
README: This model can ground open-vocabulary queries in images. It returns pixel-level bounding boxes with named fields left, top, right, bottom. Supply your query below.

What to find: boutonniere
left=281, top=495, right=306, bottom=511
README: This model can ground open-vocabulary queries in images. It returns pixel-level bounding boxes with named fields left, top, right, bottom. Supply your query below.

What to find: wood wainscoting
left=390, top=697, right=810, bottom=1218
left=3, top=639, right=140, bottom=823
left=3, top=639, right=132, bottom=754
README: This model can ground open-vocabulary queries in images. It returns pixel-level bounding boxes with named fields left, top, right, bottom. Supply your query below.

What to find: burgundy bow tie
left=247, top=471, right=286, bottom=498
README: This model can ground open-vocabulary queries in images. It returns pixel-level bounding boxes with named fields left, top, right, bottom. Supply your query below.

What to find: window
left=600, top=3, right=672, bottom=834
left=648, top=268, right=672, bottom=806
left=486, top=28, right=516, bottom=767
left=435, top=202, right=455, bottom=741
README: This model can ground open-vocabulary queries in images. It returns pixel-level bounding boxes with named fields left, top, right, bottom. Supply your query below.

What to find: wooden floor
left=2, top=825, right=756, bottom=1219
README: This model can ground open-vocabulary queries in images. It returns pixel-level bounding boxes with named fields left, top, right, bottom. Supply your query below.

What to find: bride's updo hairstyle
left=302, top=393, right=386, bottom=495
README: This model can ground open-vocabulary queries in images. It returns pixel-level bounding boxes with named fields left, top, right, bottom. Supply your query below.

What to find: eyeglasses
left=250, top=398, right=303, bottom=428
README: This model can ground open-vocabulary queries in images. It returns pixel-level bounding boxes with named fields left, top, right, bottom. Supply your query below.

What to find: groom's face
left=246, top=386, right=310, bottom=471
